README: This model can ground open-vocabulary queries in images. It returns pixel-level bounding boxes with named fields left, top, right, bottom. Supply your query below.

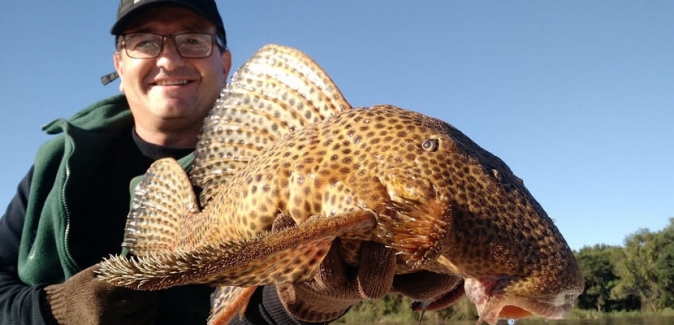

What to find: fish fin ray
left=191, top=44, right=351, bottom=205
left=123, top=158, right=200, bottom=255
left=208, top=286, right=256, bottom=325
left=98, top=212, right=375, bottom=289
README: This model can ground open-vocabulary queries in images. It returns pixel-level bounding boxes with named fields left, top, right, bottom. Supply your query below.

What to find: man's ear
left=113, top=52, right=125, bottom=93
left=220, top=50, right=232, bottom=85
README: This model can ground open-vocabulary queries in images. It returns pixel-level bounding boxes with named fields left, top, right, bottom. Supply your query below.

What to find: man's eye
left=134, top=40, right=161, bottom=51
left=184, top=38, right=206, bottom=46
left=135, top=40, right=155, bottom=48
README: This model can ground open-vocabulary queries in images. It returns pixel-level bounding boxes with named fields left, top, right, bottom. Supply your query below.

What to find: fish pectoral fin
left=208, top=211, right=378, bottom=286
left=123, top=158, right=201, bottom=255
left=208, top=286, right=256, bottom=325
left=97, top=212, right=377, bottom=290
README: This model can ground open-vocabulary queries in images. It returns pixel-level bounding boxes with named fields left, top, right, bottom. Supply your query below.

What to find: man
left=0, top=0, right=231, bottom=322
left=0, top=0, right=460, bottom=324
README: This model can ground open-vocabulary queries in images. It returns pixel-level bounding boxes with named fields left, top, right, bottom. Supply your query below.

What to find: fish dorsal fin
left=191, top=44, right=351, bottom=205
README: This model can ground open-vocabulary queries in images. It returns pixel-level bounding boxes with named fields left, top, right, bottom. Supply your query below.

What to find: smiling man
left=111, top=4, right=230, bottom=148
left=0, top=0, right=230, bottom=323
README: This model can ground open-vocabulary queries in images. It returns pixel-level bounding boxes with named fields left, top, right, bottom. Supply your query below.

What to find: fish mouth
left=464, top=277, right=580, bottom=325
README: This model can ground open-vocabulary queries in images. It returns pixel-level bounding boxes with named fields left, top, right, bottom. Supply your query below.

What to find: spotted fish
left=97, top=44, right=584, bottom=325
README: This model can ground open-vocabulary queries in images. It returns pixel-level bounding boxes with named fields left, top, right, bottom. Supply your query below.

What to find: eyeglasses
left=119, top=32, right=218, bottom=59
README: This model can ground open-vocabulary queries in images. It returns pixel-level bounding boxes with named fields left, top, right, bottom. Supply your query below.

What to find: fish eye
left=421, top=139, right=439, bottom=152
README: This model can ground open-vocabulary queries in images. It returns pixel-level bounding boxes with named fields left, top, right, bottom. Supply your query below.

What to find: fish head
left=346, top=105, right=584, bottom=324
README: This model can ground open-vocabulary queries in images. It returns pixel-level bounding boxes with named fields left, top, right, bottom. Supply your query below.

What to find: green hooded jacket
left=16, top=94, right=210, bottom=324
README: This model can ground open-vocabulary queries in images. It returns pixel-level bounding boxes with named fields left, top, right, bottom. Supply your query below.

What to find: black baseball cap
left=101, top=0, right=227, bottom=85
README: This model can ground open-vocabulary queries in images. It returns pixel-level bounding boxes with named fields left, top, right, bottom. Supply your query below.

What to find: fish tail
left=122, top=158, right=201, bottom=256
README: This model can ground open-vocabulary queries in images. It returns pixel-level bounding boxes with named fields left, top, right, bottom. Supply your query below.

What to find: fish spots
left=318, top=169, right=331, bottom=177
left=98, top=44, right=583, bottom=324
left=323, top=191, right=335, bottom=206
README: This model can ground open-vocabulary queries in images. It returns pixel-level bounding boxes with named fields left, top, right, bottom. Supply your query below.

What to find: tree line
left=576, top=217, right=674, bottom=313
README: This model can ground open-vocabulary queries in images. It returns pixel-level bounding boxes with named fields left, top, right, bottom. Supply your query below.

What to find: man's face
left=113, top=6, right=231, bottom=144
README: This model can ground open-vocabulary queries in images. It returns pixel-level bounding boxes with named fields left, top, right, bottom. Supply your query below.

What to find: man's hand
left=393, top=270, right=465, bottom=312
left=272, top=213, right=466, bottom=322
left=276, top=240, right=396, bottom=322
left=273, top=214, right=397, bottom=323
left=43, top=265, right=158, bottom=325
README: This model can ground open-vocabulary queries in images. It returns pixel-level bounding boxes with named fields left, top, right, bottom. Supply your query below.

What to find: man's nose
left=155, top=38, right=185, bottom=69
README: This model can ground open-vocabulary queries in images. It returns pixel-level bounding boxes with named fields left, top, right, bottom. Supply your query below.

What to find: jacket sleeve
left=229, top=286, right=341, bottom=325
left=0, top=167, right=51, bottom=325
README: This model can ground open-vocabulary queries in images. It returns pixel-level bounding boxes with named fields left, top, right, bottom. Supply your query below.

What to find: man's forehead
left=122, top=6, right=215, bottom=33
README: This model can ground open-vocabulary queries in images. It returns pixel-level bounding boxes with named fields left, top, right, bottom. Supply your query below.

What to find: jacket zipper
left=61, top=147, right=81, bottom=272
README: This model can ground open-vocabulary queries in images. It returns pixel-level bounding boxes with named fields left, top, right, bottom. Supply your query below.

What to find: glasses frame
left=118, top=32, right=220, bottom=59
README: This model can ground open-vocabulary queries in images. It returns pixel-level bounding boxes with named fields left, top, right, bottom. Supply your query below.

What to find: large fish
left=97, top=44, right=584, bottom=325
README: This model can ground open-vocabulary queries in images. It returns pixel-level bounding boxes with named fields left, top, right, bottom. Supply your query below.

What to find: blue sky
left=1, top=1, right=672, bottom=251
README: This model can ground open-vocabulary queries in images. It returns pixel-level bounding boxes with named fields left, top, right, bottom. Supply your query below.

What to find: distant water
left=516, top=317, right=674, bottom=325
left=406, top=317, right=674, bottom=325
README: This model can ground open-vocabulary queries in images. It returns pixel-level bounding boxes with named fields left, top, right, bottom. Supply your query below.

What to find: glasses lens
left=124, top=33, right=163, bottom=59
left=122, top=33, right=214, bottom=59
left=175, top=33, right=213, bottom=58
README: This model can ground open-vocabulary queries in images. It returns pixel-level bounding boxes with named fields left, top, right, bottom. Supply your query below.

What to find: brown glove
left=43, top=264, right=158, bottom=325
left=392, top=270, right=465, bottom=311
left=274, top=216, right=397, bottom=322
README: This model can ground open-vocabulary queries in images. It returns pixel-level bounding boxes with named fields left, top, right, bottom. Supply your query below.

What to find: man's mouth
left=153, top=79, right=191, bottom=86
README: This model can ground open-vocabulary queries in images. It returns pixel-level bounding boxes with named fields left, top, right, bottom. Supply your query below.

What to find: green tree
left=614, top=228, right=659, bottom=311
left=653, top=218, right=674, bottom=308
left=614, top=218, right=674, bottom=311
left=654, top=242, right=674, bottom=308
left=576, top=245, right=620, bottom=311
